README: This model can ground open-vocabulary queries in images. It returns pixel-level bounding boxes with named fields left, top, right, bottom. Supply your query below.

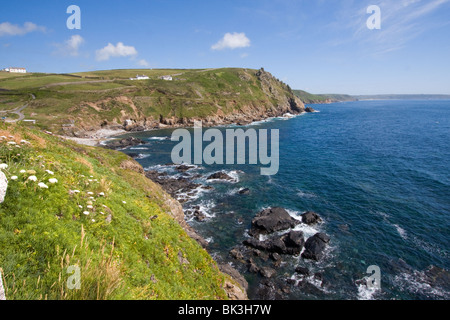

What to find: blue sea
left=119, top=100, right=450, bottom=300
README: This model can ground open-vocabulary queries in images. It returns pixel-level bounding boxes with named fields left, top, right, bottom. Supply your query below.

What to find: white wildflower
left=7, top=141, right=16, bottom=145
left=91, top=219, right=95, bottom=223
left=83, top=211, right=90, bottom=215
left=122, top=201, right=127, bottom=204
left=11, top=176, right=18, bottom=180
left=38, top=182, right=48, bottom=189
left=87, top=205, right=93, bottom=209
left=28, top=175, right=37, bottom=181
left=100, top=212, right=105, bottom=215
left=98, top=192, right=105, bottom=197
left=87, top=192, right=94, bottom=195
left=48, top=178, right=58, bottom=184
left=45, top=170, right=54, bottom=175
left=0, top=164, right=8, bottom=170
left=20, top=170, right=26, bottom=173
left=73, top=190, right=80, bottom=193
left=78, top=205, right=83, bottom=209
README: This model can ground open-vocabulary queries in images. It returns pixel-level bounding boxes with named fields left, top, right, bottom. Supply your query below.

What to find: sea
left=117, top=100, right=450, bottom=300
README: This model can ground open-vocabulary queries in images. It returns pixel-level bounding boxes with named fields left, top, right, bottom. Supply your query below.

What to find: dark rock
left=270, top=253, right=281, bottom=261
left=301, top=211, right=322, bottom=225
left=207, top=171, right=234, bottom=181
left=295, top=266, right=310, bottom=276
left=260, top=267, right=277, bottom=279
left=281, top=231, right=305, bottom=255
left=248, top=259, right=260, bottom=273
left=104, top=137, right=145, bottom=150
left=314, top=272, right=323, bottom=281
left=145, top=170, right=201, bottom=199
left=305, top=107, right=316, bottom=113
left=176, top=164, right=194, bottom=172
left=424, top=265, right=450, bottom=290
left=238, top=188, right=250, bottom=195
left=249, top=207, right=301, bottom=236
left=301, top=233, right=330, bottom=261
left=229, top=247, right=245, bottom=261
left=256, top=279, right=283, bottom=300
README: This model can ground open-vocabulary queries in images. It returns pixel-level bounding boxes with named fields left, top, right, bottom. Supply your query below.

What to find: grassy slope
left=0, top=68, right=298, bottom=133
left=0, top=122, right=231, bottom=300
left=293, top=90, right=356, bottom=104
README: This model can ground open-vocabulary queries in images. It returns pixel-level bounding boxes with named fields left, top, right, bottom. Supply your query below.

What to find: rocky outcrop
left=145, top=170, right=201, bottom=201
left=301, top=233, right=330, bottom=261
left=104, top=137, right=145, bottom=150
left=207, top=171, right=234, bottom=181
left=301, top=211, right=322, bottom=225
left=305, top=107, right=316, bottom=113
left=0, top=171, right=7, bottom=204
left=249, top=207, right=301, bottom=236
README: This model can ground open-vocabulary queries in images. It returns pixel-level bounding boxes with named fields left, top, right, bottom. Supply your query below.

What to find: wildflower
left=87, top=205, right=93, bottom=209
left=73, top=190, right=80, bottom=193
left=20, top=170, right=26, bottom=173
left=83, top=211, right=90, bottom=215
left=11, top=176, right=18, bottom=180
left=98, top=192, right=105, bottom=197
left=122, top=201, right=127, bottom=204
left=87, top=192, right=94, bottom=195
left=78, top=205, right=83, bottom=209
left=0, top=164, right=8, bottom=170
left=91, top=219, right=95, bottom=223
left=48, top=178, right=58, bottom=184
left=28, top=176, right=37, bottom=181
left=7, top=141, right=16, bottom=145
left=20, top=140, right=30, bottom=144
left=45, top=170, right=54, bottom=175
left=100, top=212, right=105, bottom=215
left=38, top=182, right=49, bottom=189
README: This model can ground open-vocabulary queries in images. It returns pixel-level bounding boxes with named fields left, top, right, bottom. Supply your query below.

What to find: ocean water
left=120, top=100, right=450, bottom=300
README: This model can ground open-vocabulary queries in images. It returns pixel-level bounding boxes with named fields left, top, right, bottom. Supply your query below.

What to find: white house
left=130, top=75, right=149, bottom=80
left=9, top=67, right=27, bottom=73
left=159, top=75, right=173, bottom=81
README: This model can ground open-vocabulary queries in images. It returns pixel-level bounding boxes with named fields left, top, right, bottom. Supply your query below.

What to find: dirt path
left=1, top=94, right=35, bottom=123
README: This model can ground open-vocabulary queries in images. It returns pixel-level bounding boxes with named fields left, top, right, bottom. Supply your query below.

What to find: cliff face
left=51, top=68, right=305, bottom=137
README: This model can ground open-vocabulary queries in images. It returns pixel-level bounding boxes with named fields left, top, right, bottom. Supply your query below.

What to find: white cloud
left=137, top=59, right=150, bottom=67
left=211, top=32, right=251, bottom=50
left=95, top=42, right=138, bottom=61
left=54, top=35, right=84, bottom=57
left=0, top=22, right=46, bottom=37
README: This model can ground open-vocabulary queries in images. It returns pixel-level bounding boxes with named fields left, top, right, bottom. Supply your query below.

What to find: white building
left=8, top=67, right=27, bottom=73
left=160, top=75, right=173, bottom=81
left=130, top=75, right=149, bottom=80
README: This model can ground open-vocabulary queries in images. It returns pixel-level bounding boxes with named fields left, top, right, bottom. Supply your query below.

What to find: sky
left=1, top=0, right=449, bottom=95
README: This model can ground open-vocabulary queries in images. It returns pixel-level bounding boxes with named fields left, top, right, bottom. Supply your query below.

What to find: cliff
left=0, top=68, right=304, bottom=137
left=0, top=123, right=246, bottom=300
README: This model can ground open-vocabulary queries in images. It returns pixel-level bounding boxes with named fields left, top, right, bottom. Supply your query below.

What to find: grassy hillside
left=0, top=68, right=303, bottom=135
left=0, top=122, right=237, bottom=300
left=293, top=90, right=356, bottom=104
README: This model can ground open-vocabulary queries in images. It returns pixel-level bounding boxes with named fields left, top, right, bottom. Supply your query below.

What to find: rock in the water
left=207, top=171, right=234, bottom=181
left=104, top=137, right=145, bottom=150
left=424, top=265, right=450, bottom=291
left=305, top=107, right=316, bottom=113
left=238, top=188, right=250, bottom=195
left=249, top=207, right=301, bottom=236
left=295, top=266, right=310, bottom=276
left=301, top=233, right=330, bottom=261
left=0, top=171, right=7, bottom=204
left=244, top=230, right=305, bottom=255
left=260, top=267, right=277, bottom=278
left=301, top=211, right=322, bottom=225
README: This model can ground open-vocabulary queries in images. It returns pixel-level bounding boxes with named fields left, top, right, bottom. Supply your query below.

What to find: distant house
left=159, top=75, right=173, bottom=81
left=9, top=67, right=27, bottom=73
left=130, top=75, right=149, bottom=80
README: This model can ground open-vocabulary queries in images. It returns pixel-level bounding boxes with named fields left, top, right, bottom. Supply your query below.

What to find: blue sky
left=1, top=0, right=449, bottom=94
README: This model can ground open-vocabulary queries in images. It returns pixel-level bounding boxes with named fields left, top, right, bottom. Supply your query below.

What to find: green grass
left=0, top=123, right=231, bottom=300
left=0, top=68, right=301, bottom=134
